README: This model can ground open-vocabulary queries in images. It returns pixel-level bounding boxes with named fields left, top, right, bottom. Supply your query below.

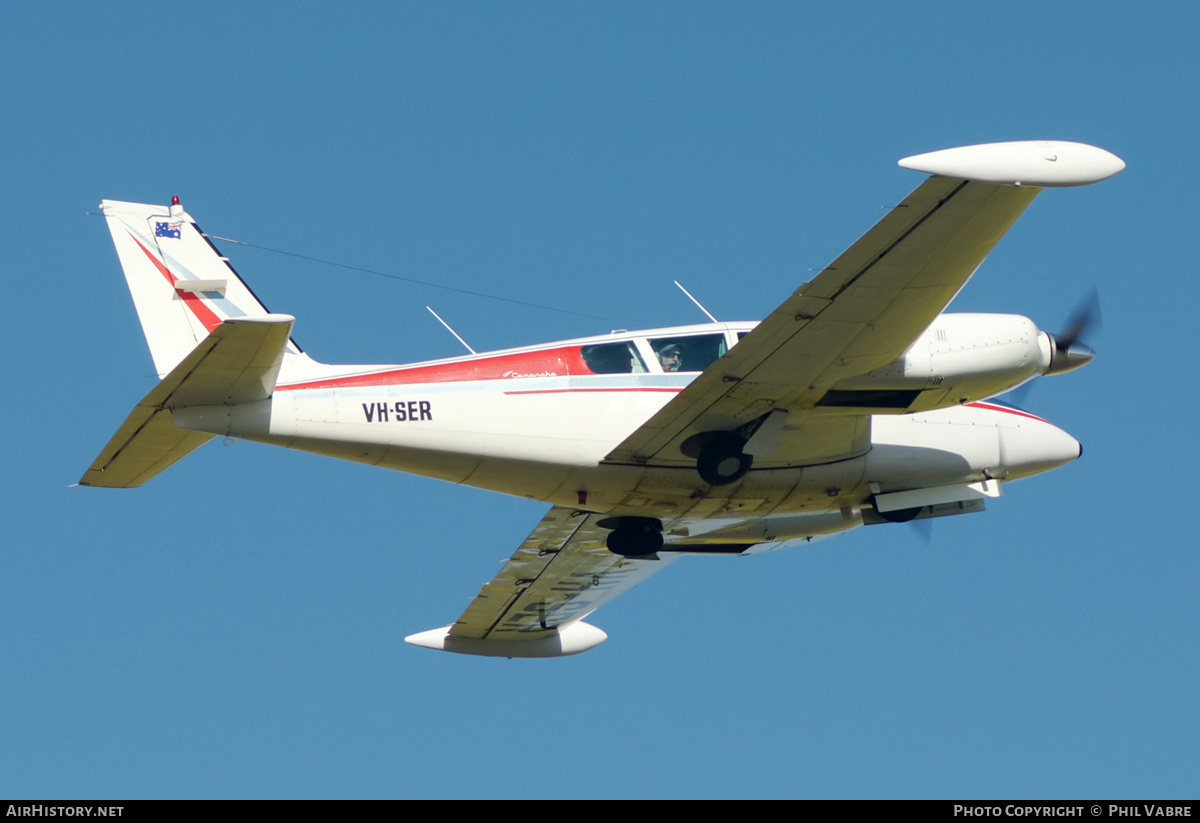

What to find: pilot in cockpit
left=656, top=343, right=683, bottom=372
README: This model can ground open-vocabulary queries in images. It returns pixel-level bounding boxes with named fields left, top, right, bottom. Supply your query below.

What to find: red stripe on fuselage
left=129, top=231, right=222, bottom=333
left=277, top=346, right=601, bottom=391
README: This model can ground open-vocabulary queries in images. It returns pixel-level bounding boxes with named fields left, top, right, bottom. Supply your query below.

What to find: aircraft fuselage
left=170, top=320, right=1080, bottom=544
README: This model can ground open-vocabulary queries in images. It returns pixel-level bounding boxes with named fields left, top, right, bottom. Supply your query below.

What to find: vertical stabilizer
left=101, top=198, right=294, bottom=378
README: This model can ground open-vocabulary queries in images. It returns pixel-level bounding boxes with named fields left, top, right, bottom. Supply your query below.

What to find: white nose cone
left=899, top=141, right=1125, bottom=187
left=998, top=418, right=1083, bottom=479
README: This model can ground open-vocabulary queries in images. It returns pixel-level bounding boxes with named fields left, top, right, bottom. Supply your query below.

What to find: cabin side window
left=579, top=341, right=647, bottom=374
left=649, top=334, right=727, bottom=372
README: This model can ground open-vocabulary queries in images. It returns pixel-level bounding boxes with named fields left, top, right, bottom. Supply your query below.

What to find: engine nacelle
left=823, top=313, right=1047, bottom=413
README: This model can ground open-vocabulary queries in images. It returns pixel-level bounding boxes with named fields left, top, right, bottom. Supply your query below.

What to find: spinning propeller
left=1043, top=289, right=1101, bottom=376
left=1006, top=290, right=1102, bottom=405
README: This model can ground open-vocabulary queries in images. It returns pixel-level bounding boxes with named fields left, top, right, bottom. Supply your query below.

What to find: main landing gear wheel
left=697, top=433, right=753, bottom=486
left=872, top=499, right=924, bottom=523
left=599, top=517, right=664, bottom=557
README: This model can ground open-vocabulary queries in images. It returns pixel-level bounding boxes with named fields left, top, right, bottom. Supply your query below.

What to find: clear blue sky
left=3, top=1, right=1196, bottom=799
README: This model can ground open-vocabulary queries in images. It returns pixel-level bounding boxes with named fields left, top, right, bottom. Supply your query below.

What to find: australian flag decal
left=154, top=221, right=182, bottom=239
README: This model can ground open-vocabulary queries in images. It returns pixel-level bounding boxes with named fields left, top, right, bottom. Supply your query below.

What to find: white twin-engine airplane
left=82, top=140, right=1124, bottom=658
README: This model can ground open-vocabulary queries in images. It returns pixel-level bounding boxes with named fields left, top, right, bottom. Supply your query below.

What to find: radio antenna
left=426, top=306, right=476, bottom=354
left=674, top=280, right=719, bottom=323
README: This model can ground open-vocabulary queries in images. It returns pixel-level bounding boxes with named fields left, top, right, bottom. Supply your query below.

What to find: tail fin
left=101, top=198, right=300, bottom=378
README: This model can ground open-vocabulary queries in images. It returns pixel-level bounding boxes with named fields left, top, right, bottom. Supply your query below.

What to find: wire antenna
left=674, top=280, right=719, bottom=323
left=203, top=233, right=617, bottom=323
left=426, top=306, right=476, bottom=354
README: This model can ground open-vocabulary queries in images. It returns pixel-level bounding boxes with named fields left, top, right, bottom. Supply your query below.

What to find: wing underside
left=606, top=177, right=1041, bottom=469
left=408, top=176, right=1045, bottom=657
left=80, top=315, right=294, bottom=488
left=406, top=506, right=678, bottom=657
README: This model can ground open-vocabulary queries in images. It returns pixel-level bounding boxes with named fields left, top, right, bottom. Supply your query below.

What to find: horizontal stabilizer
left=163, top=314, right=295, bottom=407
left=78, top=411, right=213, bottom=490
left=80, top=315, right=294, bottom=488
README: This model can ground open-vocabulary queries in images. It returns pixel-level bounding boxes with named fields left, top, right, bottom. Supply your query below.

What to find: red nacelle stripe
left=966, top=401, right=1047, bottom=422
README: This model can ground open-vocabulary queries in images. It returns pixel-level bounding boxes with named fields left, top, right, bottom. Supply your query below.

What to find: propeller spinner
left=1043, top=290, right=1101, bottom=375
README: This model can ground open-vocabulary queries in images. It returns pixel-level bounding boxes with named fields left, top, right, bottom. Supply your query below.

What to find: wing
left=404, top=142, right=1125, bottom=657
left=405, top=506, right=679, bottom=657
left=607, top=140, right=1124, bottom=471
left=607, top=174, right=1039, bottom=468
